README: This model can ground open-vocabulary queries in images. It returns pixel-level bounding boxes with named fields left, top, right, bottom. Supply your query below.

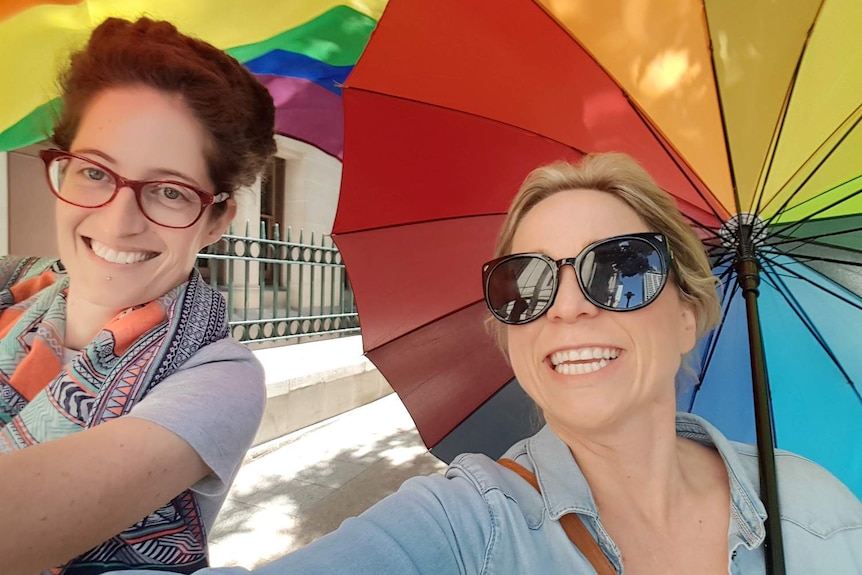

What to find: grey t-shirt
left=124, top=337, right=266, bottom=532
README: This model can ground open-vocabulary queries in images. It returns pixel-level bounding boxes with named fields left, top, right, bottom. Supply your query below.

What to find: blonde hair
left=486, top=153, right=720, bottom=354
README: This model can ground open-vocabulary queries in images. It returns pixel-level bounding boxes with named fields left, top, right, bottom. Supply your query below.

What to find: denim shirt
left=124, top=413, right=862, bottom=575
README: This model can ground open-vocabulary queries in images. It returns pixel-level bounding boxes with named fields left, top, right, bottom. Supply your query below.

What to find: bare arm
left=0, top=417, right=209, bottom=575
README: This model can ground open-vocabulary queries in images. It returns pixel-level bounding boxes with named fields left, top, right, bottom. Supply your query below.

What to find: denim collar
left=523, top=412, right=767, bottom=548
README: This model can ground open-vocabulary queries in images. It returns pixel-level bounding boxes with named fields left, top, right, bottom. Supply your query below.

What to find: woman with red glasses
left=140, top=154, right=861, bottom=575
left=0, top=17, right=275, bottom=574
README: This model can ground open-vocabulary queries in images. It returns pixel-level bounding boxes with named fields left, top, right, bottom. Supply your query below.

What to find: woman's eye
left=161, top=187, right=182, bottom=200
left=83, top=167, right=107, bottom=181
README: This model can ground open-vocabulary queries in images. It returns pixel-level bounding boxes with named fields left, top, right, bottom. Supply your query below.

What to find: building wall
left=277, top=135, right=342, bottom=239
left=7, top=144, right=57, bottom=258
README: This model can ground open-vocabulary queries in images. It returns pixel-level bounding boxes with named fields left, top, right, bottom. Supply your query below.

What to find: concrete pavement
left=208, top=392, right=447, bottom=569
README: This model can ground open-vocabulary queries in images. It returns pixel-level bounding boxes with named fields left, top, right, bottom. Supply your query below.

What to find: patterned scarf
left=0, top=256, right=229, bottom=574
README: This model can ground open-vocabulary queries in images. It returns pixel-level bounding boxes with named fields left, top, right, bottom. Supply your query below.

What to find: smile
left=87, top=238, right=158, bottom=265
left=549, top=347, right=620, bottom=375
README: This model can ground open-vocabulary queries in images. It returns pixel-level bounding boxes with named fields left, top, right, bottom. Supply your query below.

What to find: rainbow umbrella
left=333, top=1, right=862, bottom=571
left=0, top=0, right=388, bottom=158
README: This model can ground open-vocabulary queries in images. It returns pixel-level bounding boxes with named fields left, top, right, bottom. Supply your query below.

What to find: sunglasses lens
left=580, top=238, right=666, bottom=310
left=486, top=256, right=555, bottom=324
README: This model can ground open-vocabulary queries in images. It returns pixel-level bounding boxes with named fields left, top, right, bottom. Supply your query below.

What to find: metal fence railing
left=197, top=222, right=360, bottom=346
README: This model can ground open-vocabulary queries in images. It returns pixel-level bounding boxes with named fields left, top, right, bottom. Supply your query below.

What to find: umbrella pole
left=736, top=224, right=786, bottom=575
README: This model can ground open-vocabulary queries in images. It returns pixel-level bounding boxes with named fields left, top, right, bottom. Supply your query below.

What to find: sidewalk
left=249, top=336, right=392, bottom=446
left=207, top=392, right=447, bottom=569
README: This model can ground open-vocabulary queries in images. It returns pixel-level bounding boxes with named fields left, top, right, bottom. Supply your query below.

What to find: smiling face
left=55, top=85, right=235, bottom=312
left=506, top=189, right=697, bottom=436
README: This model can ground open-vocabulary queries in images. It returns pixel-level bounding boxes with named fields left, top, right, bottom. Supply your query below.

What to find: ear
left=199, top=198, right=237, bottom=248
left=678, top=299, right=698, bottom=355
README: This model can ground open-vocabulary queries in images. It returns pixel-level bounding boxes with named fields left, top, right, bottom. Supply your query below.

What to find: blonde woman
left=125, top=154, right=862, bottom=575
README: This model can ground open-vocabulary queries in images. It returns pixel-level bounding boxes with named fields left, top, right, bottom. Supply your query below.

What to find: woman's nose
left=96, top=186, right=149, bottom=233
left=545, top=265, right=599, bottom=322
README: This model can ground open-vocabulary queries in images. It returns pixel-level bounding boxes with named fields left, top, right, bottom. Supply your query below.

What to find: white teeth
left=89, top=239, right=156, bottom=265
left=550, top=348, right=619, bottom=375
left=556, top=358, right=609, bottom=375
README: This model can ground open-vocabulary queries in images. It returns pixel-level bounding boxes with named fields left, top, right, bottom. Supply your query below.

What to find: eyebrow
left=71, top=148, right=205, bottom=188
left=518, top=238, right=603, bottom=254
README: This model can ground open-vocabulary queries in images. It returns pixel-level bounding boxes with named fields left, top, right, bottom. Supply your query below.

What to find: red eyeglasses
left=40, top=149, right=228, bottom=229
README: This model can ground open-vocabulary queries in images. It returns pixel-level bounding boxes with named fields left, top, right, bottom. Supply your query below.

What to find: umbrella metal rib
left=691, top=278, right=738, bottom=411
left=760, top=107, right=862, bottom=225
left=762, top=254, right=862, bottom=313
left=766, top=227, right=862, bottom=251
left=769, top=185, right=862, bottom=243
left=771, top=252, right=862, bottom=269
left=762, top=260, right=859, bottom=394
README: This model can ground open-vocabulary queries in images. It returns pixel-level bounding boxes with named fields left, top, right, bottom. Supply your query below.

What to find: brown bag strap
left=498, top=458, right=616, bottom=575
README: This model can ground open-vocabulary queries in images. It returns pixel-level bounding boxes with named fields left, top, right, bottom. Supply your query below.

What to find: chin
left=97, top=292, right=150, bottom=312
left=74, top=278, right=151, bottom=311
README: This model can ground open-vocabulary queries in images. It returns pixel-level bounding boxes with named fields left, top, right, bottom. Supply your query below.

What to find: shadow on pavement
left=208, top=396, right=447, bottom=568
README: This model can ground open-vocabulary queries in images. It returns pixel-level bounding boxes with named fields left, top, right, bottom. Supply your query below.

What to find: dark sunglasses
left=482, top=233, right=672, bottom=325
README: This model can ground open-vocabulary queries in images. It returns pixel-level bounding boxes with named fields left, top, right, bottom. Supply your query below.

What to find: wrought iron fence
left=197, top=222, right=360, bottom=345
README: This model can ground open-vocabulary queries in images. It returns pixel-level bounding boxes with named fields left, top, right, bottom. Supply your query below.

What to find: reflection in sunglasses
left=483, top=234, right=670, bottom=325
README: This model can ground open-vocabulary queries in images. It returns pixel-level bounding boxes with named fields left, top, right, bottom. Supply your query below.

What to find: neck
left=64, top=286, right=123, bottom=350
left=552, top=404, right=700, bottom=526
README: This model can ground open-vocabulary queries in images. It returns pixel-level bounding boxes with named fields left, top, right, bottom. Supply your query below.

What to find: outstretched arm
left=118, top=472, right=494, bottom=575
left=0, top=416, right=209, bottom=574
left=251, top=473, right=493, bottom=575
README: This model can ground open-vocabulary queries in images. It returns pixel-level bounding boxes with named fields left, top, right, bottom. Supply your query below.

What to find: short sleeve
left=127, top=338, right=266, bottom=495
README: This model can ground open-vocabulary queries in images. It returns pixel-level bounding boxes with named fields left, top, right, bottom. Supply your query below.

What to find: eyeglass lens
left=48, top=156, right=205, bottom=227
left=486, top=237, right=666, bottom=324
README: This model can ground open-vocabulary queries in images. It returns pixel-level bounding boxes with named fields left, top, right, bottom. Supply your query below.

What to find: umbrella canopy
left=334, top=1, right=861, bottom=568
left=0, top=0, right=388, bottom=158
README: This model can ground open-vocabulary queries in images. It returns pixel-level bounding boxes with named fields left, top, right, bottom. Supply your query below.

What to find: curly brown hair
left=52, top=17, right=276, bottom=205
